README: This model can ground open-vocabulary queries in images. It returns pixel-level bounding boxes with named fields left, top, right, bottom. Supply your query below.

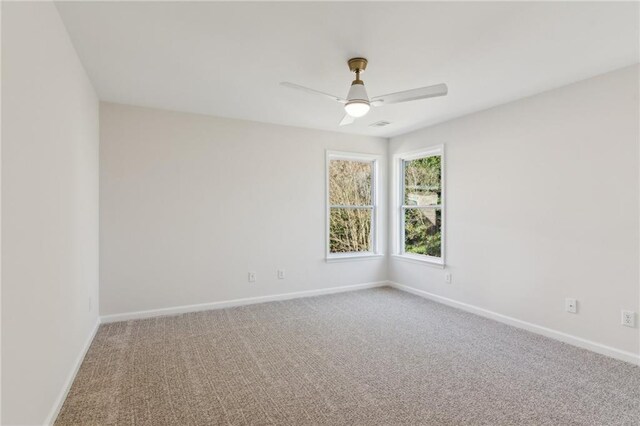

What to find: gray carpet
left=56, top=287, right=640, bottom=425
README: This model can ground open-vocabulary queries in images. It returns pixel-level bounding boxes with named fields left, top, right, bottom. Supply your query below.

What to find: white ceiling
left=55, top=1, right=639, bottom=137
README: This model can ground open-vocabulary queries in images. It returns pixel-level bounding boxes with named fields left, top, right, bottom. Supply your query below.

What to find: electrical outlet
left=621, top=310, right=636, bottom=327
left=277, top=269, right=285, bottom=279
left=89, top=297, right=93, bottom=312
left=565, top=298, right=577, bottom=314
left=444, top=272, right=452, bottom=284
left=248, top=272, right=256, bottom=283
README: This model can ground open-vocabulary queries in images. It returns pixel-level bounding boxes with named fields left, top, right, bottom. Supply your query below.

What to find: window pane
left=404, top=208, right=441, bottom=257
left=329, top=160, right=372, bottom=206
left=404, top=156, right=441, bottom=205
left=329, top=208, right=372, bottom=253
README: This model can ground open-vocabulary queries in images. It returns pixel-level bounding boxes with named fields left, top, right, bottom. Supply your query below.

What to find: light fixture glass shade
left=344, top=82, right=370, bottom=117
left=344, top=101, right=370, bottom=117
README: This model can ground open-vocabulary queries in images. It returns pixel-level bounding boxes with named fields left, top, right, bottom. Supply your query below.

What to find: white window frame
left=391, top=145, right=445, bottom=267
left=326, top=150, right=382, bottom=262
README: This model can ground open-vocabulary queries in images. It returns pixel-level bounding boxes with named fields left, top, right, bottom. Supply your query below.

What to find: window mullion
left=401, top=205, right=442, bottom=209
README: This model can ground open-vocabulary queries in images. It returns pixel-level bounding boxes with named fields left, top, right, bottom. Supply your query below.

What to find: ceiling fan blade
left=339, top=114, right=355, bottom=126
left=280, top=82, right=347, bottom=104
left=371, top=83, right=448, bottom=106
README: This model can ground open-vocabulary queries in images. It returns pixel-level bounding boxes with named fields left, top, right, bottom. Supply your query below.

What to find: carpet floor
left=56, top=287, right=640, bottom=425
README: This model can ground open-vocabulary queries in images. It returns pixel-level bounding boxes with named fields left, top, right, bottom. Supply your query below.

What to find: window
left=395, top=146, right=444, bottom=265
left=326, top=151, right=380, bottom=260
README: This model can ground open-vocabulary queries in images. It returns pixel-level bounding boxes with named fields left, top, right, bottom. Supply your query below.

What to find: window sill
left=391, top=254, right=445, bottom=268
left=326, top=253, right=384, bottom=263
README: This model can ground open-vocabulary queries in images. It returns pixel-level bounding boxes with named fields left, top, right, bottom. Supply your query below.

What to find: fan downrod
left=348, top=57, right=367, bottom=84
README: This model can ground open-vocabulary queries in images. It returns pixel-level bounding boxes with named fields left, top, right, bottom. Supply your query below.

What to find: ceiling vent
left=370, top=121, right=391, bottom=127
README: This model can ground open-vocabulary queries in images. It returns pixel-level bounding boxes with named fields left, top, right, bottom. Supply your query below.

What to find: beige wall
left=99, top=103, right=387, bottom=316
left=1, top=2, right=100, bottom=424
left=389, top=65, right=640, bottom=357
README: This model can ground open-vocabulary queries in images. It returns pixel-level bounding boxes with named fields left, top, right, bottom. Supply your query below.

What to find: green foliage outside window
left=404, top=209, right=441, bottom=257
left=404, top=156, right=442, bottom=257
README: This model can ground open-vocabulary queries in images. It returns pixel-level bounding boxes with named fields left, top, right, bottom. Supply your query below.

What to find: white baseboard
left=45, top=318, right=101, bottom=425
left=100, top=281, right=388, bottom=324
left=388, top=281, right=640, bottom=366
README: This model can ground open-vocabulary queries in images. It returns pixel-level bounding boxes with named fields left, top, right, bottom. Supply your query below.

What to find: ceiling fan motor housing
left=346, top=82, right=369, bottom=103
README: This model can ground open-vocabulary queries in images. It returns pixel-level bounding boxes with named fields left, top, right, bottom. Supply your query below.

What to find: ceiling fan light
left=344, top=101, right=370, bottom=118
left=345, top=82, right=370, bottom=117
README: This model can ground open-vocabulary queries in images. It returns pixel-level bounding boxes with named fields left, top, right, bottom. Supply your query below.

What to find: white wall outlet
left=621, top=310, right=636, bottom=327
left=277, top=269, right=285, bottom=279
left=89, top=297, right=93, bottom=312
left=444, top=272, right=452, bottom=284
left=248, top=272, right=256, bottom=283
left=565, top=298, right=577, bottom=314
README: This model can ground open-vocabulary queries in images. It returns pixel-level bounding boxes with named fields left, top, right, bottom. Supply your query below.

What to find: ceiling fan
left=281, top=57, right=448, bottom=126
